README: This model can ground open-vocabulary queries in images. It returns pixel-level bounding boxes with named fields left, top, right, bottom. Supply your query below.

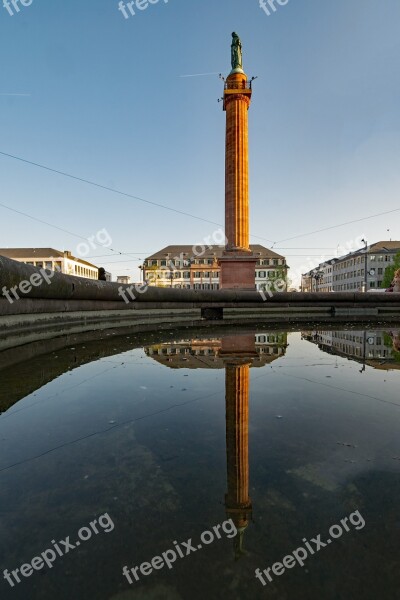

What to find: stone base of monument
left=220, top=333, right=259, bottom=359
left=218, top=255, right=258, bottom=290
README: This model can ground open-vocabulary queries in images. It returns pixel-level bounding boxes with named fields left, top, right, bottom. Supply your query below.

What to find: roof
left=302, top=240, right=400, bottom=276
left=369, top=241, right=400, bottom=253
left=0, top=248, right=99, bottom=269
left=0, top=247, right=64, bottom=258
left=145, top=244, right=286, bottom=261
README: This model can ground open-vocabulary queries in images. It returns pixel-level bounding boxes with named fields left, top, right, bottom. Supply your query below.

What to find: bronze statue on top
left=231, top=32, right=244, bottom=73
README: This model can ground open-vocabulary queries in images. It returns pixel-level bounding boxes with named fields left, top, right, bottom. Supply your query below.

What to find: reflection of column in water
left=224, top=360, right=253, bottom=559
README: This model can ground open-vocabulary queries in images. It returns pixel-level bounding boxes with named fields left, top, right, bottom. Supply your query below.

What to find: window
left=151, top=260, right=158, bottom=266
left=273, top=259, right=278, bottom=266
left=160, top=260, right=167, bottom=266
left=183, top=271, right=190, bottom=279
left=194, top=272, right=201, bottom=278
left=369, top=281, right=376, bottom=288
left=258, top=271, right=266, bottom=278
left=378, top=268, right=383, bottom=275
left=174, top=271, right=181, bottom=278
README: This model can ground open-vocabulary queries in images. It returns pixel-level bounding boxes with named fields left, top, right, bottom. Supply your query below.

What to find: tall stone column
left=225, top=73, right=251, bottom=252
left=219, top=35, right=257, bottom=290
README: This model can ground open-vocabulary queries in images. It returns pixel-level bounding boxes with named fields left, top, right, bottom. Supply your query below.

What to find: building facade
left=142, top=245, right=288, bottom=291
left=302, top=329, right=400, bottom=370
left=0, top=248, right=100, bottom=279
left=116, top=275, right=131, bottom=284
left=301, top=241, right=400, bottom=292
left=145, top=332, right=288, bottom=369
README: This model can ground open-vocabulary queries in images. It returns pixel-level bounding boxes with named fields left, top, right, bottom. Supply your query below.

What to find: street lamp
left=361, top=239, right=368, bottom=292
left=183, top=256, right=195, bottom=289
left=138, top=264, right=144, bottom=284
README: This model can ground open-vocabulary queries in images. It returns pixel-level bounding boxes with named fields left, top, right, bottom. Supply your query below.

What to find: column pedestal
left=219, top=254, right=257, bottom=290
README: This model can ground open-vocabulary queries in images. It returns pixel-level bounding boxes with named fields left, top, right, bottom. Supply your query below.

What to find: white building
left=0, top=248, right=100, bottom=279
left=303, top=330, right=399, bottom=369
left=142, top=245, right=289, bottom=291
left=301, top=241, right=400, bottom=292
left=117, top=275, right=131, bottom=284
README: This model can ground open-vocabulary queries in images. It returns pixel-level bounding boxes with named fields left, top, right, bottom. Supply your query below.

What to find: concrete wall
left=1, top=254, right=400, bottom=351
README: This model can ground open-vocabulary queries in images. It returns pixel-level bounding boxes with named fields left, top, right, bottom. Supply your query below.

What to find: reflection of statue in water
left=231, top=32, right=243, bottom=72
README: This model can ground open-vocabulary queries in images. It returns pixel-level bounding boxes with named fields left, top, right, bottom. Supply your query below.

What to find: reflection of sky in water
left=0, top=329, right=400, bottom=600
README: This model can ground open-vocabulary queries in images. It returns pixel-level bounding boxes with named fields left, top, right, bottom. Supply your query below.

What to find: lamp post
left=183, top=257, right=195, bottom=289
left=168, top=271, right=174, bottom=288
left=361, top=239, right=368, bottom=292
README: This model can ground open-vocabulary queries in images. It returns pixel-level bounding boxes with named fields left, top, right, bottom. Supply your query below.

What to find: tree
left=381, top=252, right=400, bottom=288
left=270, top=267, right=288, bottom=292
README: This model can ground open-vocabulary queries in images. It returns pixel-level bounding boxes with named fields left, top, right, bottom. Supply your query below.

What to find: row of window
left=73, top=265, right=97, bottom=278
left=167, top=283, right=220, bottom=290
left=146, top=259, right=215, bottom=267
left=152, top=270, right=279, bottom=280
left=332, top=254, right=393, bottom=270
left=333, top=270, right=365, bottom=281
left=145, top=258, right=285, bottom=267
left=149, top=346, right=282, bottom=357
left=256, top=271, right=278, bottom=278
left=257, top=259, right=284, bottom=266
left=26, top=260, right=62, bottom=270
left=333, top=334, right=383, bottom=344
left=157, top=271, right=220, bottom=279
left=334, top=346, right=389, bottom=358
left=332, top=281, right=383, bottom=290
left=24, top=260, right=97, bottom=278
left=334, top=267, right=385, bottom=280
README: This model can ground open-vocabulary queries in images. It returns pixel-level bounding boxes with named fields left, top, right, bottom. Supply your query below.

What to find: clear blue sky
left=1, top=0, right=399, bottom=284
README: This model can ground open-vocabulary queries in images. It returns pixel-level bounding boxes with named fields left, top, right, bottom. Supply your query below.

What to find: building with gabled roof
left=142, top=244, right=288, bottom=291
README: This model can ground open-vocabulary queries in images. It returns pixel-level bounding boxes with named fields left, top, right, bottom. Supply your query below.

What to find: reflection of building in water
left=302, top=330, right=400, bottom=370
left=144, top=333, right=287, bottom=369
left=146, top=332, right=287, bottom=560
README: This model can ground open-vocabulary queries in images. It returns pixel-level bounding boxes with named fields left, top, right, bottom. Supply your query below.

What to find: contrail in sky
left=178, top=72, right=220, bottom=78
